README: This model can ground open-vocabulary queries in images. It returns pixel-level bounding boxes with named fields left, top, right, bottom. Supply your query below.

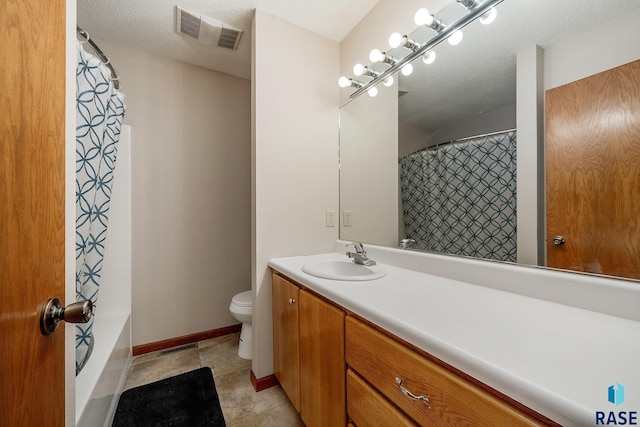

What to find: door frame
left=64, top=0, right=78, bottom=424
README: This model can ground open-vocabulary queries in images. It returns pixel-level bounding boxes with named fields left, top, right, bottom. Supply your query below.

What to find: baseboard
left=133, top=324, right=242, bottom=356
left=250, top=370, right=279, bottom=392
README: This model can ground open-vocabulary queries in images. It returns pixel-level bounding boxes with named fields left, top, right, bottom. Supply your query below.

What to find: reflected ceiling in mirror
left=397, top=0, right=640, bottom=147
left=339, top=0, right=640, bottom=280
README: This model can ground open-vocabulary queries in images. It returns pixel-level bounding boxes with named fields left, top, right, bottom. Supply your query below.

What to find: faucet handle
left=345, top=242, right=365, bottom=254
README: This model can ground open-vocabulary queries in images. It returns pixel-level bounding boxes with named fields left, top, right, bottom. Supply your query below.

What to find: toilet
left=229, top=290, right=253, bottom=360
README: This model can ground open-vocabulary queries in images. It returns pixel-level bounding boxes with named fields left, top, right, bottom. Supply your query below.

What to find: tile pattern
left=122, top=333, right=303, bottom=426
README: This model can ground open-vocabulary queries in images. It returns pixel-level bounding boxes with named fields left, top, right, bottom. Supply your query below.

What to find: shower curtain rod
left=399, top=128, right=517, bottom=161
left=76, top=26, right=122, bottom=90
left=451, top=128, right=516, bottom=143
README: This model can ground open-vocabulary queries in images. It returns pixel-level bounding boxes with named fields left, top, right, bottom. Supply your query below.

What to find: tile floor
left=123, top=333, right=304, bottom=426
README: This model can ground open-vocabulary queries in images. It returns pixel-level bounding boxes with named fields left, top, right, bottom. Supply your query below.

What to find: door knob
left=552, top=236, right=566, bottom=245
left=40, top=298, right=93, bottom=335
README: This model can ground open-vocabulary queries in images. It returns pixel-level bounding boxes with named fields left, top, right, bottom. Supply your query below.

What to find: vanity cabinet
left=272, top=273, right=300, bottom=411
left=345, top=316, right=545, bottom=426
left=272, top=270, right=554, bottom=427
left=271, top=272, right=346, bottom=427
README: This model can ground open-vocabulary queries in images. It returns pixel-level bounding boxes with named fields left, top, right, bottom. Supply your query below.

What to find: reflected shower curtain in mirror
left=75, top=42, right=126, bottom=374
left=400, top=130, right=516, bottom=262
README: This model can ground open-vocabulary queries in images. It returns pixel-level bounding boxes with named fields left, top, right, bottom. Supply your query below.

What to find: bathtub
left=76, top=312, right=132, bottom=427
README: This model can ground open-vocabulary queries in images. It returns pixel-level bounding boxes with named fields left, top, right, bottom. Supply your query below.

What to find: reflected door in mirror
left=546, top=59, right=640, bottom=279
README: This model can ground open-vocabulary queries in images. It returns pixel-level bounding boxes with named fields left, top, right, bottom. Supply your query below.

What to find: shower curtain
left=75, top=42, right=126, bottom=374
left=400, top=130, right=517, bottom=262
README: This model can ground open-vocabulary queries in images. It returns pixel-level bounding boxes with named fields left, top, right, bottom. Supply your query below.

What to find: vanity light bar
left=346, top=0, right=504, bottom=99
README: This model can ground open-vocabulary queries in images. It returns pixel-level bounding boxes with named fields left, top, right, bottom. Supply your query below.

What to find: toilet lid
left=232, top=290, right=252, bottom=307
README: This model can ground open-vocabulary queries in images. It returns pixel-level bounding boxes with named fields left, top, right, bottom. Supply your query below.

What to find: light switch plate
left=343, top=210, right=352, bottom=227
left=325, top=210, right=336, bottom=227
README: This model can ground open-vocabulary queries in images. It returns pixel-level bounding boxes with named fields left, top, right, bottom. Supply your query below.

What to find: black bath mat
left=112, top=367, right=226, bottom=427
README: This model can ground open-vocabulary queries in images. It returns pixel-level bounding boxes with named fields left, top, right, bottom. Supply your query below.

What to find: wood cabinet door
left=272, top=273, right=300, bottom=411
left=299, top=290, right=346, bottom=427
left=546, top=60, right=640, bottom=279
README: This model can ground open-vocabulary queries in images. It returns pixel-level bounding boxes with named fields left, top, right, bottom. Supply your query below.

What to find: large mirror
left=339, top=0, right=640, bottom=280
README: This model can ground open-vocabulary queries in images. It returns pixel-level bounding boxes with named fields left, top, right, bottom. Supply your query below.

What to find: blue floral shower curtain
left=75, top=42, right=126, bottom=374
left=400, top=130, right=517, bottom=262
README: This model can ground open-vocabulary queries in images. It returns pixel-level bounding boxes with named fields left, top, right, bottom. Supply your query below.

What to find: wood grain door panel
left=546, top=60, right=640, bottom=279
left=0, top=0, right=67, bottom=424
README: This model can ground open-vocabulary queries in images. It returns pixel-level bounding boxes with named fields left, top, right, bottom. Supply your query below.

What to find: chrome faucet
left=345, top=242, right=376, bottom=266
left=400, top=238, right=416, bottom=249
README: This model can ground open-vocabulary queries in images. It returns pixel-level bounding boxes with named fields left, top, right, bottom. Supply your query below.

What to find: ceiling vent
left=175, top=6, right=243, bottom=50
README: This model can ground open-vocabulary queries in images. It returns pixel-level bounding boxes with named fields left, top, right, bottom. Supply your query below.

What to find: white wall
left=95, top=40, right=252, bottom=346
left=340, top=88, right=398, bottom=247
left=398, top=121, right=433, bottom=157
left=399, top=103, right=517, bottom=157
left=252, top=10, right=340, bottom=379
left=516, top=45, right=544, bottom=266
left=544, top=8, right=640, bottom=91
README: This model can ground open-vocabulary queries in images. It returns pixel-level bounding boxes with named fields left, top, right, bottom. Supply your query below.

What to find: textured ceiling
left=394, top=0, right=640, bottom=131
left=77, top=0, right=380, bottom=80
left=78, top=0, right=640, bottom=127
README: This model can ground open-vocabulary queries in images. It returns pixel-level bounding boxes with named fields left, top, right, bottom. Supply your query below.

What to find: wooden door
left=299, top=290, right=346, bottom=427
left=0, top=0, right=67, bottom=425
left=546, top=60, right=640, bottom=279
left=272, top=273, right=301, bottom=411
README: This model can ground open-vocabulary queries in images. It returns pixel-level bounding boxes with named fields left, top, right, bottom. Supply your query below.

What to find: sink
left=302, top=260, right=386, bottom=281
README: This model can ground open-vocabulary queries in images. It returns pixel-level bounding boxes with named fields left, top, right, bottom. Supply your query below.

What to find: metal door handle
left=40, top=298, right=93, bottom=335
left=552, top=236, right=566, bottom=245
left=288, top=298, right=296, bottom=305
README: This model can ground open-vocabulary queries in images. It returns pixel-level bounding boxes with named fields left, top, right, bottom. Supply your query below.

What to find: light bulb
left=369, top=49, right=384, bottom=63
left=338, top=76, right=351, bottom=88
left=448, top=30, right=463, bottom=46
left=388, top=32, right=403, bottom=49
left=383, top=76, right=394, bottom=87
left=353, top=64, right=365, bottom=76
left=479, top=7, right=497, bottom=25
left=422, top=50, right=436, bottom=65
left=401, top=63, right=414, bottom=76
left=368, top=87, right=378, bottom=97
left=414, top=8, right=434, bottom=26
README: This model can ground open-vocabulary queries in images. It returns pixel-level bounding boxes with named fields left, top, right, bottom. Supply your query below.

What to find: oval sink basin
left=302, top=260, right=386, bottom=281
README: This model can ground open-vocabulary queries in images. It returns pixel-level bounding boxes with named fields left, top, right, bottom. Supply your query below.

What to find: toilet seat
left=232, top=290, right=252, bottom=307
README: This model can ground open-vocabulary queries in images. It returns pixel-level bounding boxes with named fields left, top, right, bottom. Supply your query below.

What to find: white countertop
left=269, top=252, right=640, bottom=426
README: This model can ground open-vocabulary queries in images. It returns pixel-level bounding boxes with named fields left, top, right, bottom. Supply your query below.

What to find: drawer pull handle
left=395, top=377, right=430, bottom=407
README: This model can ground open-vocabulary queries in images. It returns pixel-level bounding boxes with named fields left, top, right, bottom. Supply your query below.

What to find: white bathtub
left=76, top=313, right=132, bottom=427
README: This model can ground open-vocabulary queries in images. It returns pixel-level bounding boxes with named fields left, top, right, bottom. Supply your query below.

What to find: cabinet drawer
left=346, top=317, right=542, bottom=426
left=348, top=369, right=416, bottom=427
